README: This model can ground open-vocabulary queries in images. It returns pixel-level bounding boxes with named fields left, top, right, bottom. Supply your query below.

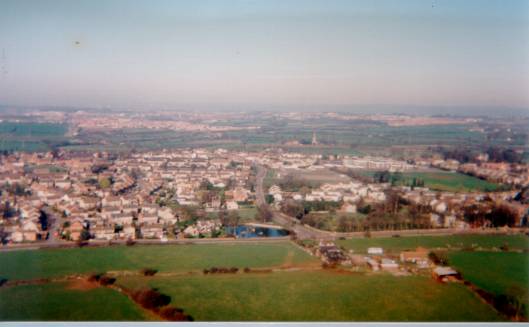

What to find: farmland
left=0, top=282, right=147, bottom=321
left=357, top=170, right=502, bottom=192
left=0, top=242, right=317, bottom=280
left=0, top=239, right=514, bottom=321
left=115, top=271, right=502, bottom=321
left=0, top=122, right=68, bottom=152
left=337, top=234, right=529, bottom=253
left=448, top=251, right=529, bottom=317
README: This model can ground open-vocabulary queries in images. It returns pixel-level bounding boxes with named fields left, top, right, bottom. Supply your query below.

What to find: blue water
left=225, top=225, right=289, bottom=238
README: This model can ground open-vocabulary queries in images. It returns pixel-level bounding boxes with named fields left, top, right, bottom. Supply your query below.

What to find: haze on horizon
left=0, top=0, right=528, bottom=115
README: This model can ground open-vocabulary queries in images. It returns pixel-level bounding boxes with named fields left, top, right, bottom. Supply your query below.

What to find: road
left=41, top=206, right=66, bottom=246
left=255, top=165, right=333, bottom=240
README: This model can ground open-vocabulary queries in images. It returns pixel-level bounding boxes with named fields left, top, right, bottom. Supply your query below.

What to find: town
left=1, top=145, right=527, bottom=246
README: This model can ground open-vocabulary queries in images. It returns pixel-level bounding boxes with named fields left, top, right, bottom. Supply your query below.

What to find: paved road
left=255, top=165, right=333, bottom=240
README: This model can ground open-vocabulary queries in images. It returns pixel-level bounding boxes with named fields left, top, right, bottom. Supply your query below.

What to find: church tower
left=311, top=131, right=318, bottom=145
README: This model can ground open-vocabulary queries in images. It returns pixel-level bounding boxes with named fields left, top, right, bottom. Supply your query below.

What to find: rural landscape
left=1, top=0, right=528, bottom=323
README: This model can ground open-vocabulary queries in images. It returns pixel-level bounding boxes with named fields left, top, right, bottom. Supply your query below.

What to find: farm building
left=367, top=247, right=383, bottom=255
left=432, top=266, right=460, bottom=282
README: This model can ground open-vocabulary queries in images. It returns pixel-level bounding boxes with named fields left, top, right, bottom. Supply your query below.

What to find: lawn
left=337, top=234, right=529, bottom=253
left=0, top=282, right=147, bottom=321
left=0, top=242, right=317, bottom=280
left=117, top=271, right=503, bottom=321
left=448, top=251, right=529, bottom=317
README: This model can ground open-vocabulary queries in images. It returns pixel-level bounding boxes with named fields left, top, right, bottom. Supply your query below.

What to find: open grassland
left=116, top=271, right=503, bottom=321
left=337, top=234, right=529, bottom=253
left=0, top=282, right=147, bottom=321
left=448, top=251, right=529, bottom=317
left=0, top=242, right=317, bottom=280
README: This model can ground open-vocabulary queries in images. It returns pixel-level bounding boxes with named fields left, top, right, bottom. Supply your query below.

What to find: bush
left=88, top=273, right=103, bottom=282
left=159, top=306, right=194, bottom=321
left=141, top=268, right=158, bottom=276
left=133, top=289, right=171, bottom=309
left=243, top=267, right=251, bottom=273
left=99, top=276, right=116, bottom=285
left=429, top=251, right=449, bottom=266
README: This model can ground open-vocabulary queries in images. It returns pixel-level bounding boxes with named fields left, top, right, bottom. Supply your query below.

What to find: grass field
left=0, top=282, right=147, bottom=321
left=116, top=271, right=503, bottom=321
left=0, top=122, right=68, bottom=152
left=449, top=251, right=529, bottom=295
left=448, top=251, right=529, bottom=317
left=0, top=242, right=317, bottom=280
left=358, top=170, right=501, bottom=192
left=337, top=234, right=529, bottom=253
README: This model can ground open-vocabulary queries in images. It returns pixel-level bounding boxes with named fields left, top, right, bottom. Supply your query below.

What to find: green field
left=358, top=170, right=501, bottom=192
left=449, top=251, right=529, bottom=317
left=116, top=271, right=502, bottom=321
left=0, top=282, right=146, bottom=321
left=0, top=122, right=68, bottom=152
left=0, top=242, right=317, bottom=280
left=337, top=234, right=529, bottom=253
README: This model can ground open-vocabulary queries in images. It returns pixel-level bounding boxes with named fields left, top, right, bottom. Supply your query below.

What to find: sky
left=0, top=0, right=528, bottom=114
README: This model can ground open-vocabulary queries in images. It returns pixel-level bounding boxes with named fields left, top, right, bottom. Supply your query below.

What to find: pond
left=225, top=225, right=290, bottom=238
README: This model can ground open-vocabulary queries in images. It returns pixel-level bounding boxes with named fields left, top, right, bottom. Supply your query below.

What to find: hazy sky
left=0, top=0, right=528, bottom=113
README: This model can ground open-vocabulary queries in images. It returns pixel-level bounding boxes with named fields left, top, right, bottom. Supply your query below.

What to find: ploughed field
left=0, top=239, right=516, bottom=321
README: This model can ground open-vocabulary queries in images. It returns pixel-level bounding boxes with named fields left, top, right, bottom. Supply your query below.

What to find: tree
left=373, top=170, right=391, bottom=183
left=281, top=200, right=305, bottom=219
left=256, top=205, right=273, bottom=223
left=80, top=229, right=91, bottom=241
left=227, top=211, right=240, bottom=228
left=487, top=204, right=518, bottom=227
left=99, top=177, right=111, bottom=189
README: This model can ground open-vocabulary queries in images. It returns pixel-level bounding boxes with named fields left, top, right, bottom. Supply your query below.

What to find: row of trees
left=433, top=145, right=524, bottom=164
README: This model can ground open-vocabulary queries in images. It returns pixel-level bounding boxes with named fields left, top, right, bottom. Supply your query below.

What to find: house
left=268, top=185, right=282, bottom=195
left=66, top=220, right=85, bottom=241
left=21, top=220, right=40, bottom=242
left=158, top=207, right=177, bottom=224
left=226, top=201, right=239, bottom=210
left=140, top=224, right=164, bottom=239
left=111, top=213, right=134, bottom=226
left=400, top=247, right=430, bottom=267
left=340, top=203, right=357, bottom=214
left=366, top=258, right=380, bottom=271
left=91, top=225, right=115, bottom=240
left=232, top=187, right=249, bottom=202
left=119, top=224, right=136, bottom=240
left=380, top=258, right=399, bottom=270
left=139, top=213, right=158, bottom=225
